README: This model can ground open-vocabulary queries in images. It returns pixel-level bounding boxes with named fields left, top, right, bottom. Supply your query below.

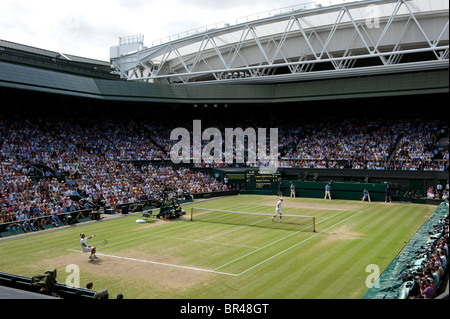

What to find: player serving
left=272, top=197, right=283, bottom=223
left=80, top=233, right=98, bottom=260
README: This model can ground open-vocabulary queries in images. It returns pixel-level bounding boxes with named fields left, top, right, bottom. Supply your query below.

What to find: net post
left=190, top=207, right=194, bottom=221
left=313, top=216, right=316, bottom=232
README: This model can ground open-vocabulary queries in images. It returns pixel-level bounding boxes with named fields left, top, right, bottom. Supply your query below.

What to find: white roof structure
left=110, top=0, right=449, bottom=84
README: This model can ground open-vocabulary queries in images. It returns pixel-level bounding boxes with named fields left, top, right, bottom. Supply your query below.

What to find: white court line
left=150, top=233, right=260, bottom=249
left=68, top=219, right=195, bottom=251
left=67, top=249, right=239, bottom=276
left=213, top=209, right=350, bottom=271
left=69, top=205, right=256, bottom=251
left=204, top=217, right=272, bottom=240
left=235, top=210, right=365, bottom=276
left=67, top=209, right=360, bottom=277
left=68, top=229, right=257, bottom=252
left=77, top=206, right=260, bottom=251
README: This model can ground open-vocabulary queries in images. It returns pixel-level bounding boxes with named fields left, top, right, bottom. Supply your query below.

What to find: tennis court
left=0, top=195, right=436, bottom=299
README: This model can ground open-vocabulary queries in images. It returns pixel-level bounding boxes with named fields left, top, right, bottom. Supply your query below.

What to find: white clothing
left=275, top=200, right=283, bottom=216
left=81, top=237, right=93, bottom=253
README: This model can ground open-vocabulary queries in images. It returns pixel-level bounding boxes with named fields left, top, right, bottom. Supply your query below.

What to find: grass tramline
left=0, top=195, right=437, bottom=299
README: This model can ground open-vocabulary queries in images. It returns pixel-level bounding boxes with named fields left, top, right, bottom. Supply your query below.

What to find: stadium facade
left=0, top=0, right=448, bottom=301
left=0, top=0, right=448, bottom=190
left=110, top=0, right=449, bottom=85
left=0, top=0, right=448, bottom=103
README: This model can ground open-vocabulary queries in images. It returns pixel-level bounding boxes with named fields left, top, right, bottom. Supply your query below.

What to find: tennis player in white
left=272, top=197, right=283, bottom=223
left=80, top=233, right=98, bottom=260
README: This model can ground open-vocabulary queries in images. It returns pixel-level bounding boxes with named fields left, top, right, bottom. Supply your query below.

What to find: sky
left=0, top=0, right=348, bottom=61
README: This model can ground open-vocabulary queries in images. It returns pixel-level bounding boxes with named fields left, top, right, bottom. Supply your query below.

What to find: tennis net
left=190, top=207, right=315, bottom=232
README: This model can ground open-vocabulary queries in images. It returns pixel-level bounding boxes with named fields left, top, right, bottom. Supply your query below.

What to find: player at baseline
left=272, top=197, right=284, bottom=223
left=80, top=233, right=98, bottom=260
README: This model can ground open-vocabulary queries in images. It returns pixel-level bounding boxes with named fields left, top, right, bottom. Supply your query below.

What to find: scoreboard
left=245, top=169, right=282, bottom=183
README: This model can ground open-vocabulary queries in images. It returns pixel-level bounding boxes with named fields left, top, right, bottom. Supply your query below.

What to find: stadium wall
left=279, top=180, right=387, bottom=201
left=282, top=167, right=448, bottom=197
left=214, top=167, right=448, bottom=202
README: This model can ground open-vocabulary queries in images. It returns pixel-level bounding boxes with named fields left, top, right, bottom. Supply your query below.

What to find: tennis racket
left=99, top=239, right=108, bottom=247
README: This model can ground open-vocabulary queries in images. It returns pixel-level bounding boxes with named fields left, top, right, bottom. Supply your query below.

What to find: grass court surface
left=0, top=195, right=436, bottom=299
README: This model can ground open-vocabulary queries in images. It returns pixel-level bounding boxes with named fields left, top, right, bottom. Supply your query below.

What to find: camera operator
left=418, top=279, right=435, bottom=299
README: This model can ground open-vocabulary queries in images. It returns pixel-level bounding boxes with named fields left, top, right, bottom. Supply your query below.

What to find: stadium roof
left=0, top=59, right=447, bottom=103
left=1, top=0, right=448, bottom=105
left=0, top=39, right=115, bottom=80
left=110, top=0, right=449, bottom=84
left=0, top=39, right=109, bottom=66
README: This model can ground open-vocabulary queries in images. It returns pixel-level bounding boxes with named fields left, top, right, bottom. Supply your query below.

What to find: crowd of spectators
left=0, top=160, right=226, bottom=232
left=1, top=110, right=448, bottom=233
left=280, top=119, right=398, bottom=162
left=424, top=181, right=450, bottom=201
left=1, top=115, right=447, bottom=169
left=408, top=213, right=448, bottom=299
left=148, top=118, right=448, bottom=171
left=277, top=119, right=448, bottom=171
left=0, top=115, right=227, bottom=232
left=402, top=181, right=449, bottom=202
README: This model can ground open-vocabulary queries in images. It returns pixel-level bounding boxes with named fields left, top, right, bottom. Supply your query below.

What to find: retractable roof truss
left=110, top=0, right=449, bottom=84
